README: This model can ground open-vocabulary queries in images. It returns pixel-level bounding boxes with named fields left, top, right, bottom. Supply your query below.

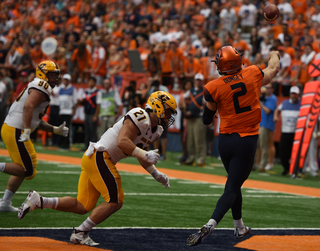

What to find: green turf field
left=0, top=142, right=320, bottom=230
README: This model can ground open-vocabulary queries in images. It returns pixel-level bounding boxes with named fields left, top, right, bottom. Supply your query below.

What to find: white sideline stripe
left=0, top=191, right=315, bottom=198
left=37, top=171, right=80, bottom=174
left=0, top=156, right=317, bottom=198
left=1, top=227, right=320, bottom=230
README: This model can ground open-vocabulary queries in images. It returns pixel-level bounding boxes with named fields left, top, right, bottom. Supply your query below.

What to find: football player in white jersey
left=18, top=91, right=177, bottom=247
left=0, top=61, right=69, bottom=212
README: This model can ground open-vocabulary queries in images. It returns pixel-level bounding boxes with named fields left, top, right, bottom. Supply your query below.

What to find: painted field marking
left=0, top=191, right=316, bottom=198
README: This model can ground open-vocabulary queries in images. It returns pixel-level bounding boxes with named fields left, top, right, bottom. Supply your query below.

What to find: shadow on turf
left=1, top=229, right=320, bottom=251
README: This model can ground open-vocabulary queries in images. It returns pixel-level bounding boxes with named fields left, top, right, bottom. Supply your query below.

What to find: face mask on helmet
left=36, top=61, right=61, bottom=87
left=146, top=91, right=177, bottom=128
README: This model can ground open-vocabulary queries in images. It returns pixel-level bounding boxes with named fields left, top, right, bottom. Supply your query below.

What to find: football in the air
left=263, top=4, right=280, bottom=22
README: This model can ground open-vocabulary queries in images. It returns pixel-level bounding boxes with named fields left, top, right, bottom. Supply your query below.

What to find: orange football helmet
left=213, top=45, right=243, bottom=75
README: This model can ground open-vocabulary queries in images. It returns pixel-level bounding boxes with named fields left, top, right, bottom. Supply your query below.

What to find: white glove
left=132, top=147, right=160, bottom=164
left=19, top=128, right=31, bottom=142
left=53, top=121, right=69, bottom=137
left=142, top=149, right=160, bottom=165
left=151, top=169, right=170, bottom=188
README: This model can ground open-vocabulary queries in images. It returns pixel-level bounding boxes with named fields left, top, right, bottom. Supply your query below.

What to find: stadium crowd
left=0, top=0, right=320, bottom=175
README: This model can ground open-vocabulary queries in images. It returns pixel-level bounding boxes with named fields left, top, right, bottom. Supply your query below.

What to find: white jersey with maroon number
left=4, top=77, right=52, bottom=132
left=97, top=107, right=163, bottom=164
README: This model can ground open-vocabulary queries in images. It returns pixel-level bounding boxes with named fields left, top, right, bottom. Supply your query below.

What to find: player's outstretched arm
left=261, top=51, right=280, bottom=86
left=117, top=119, right=160, bottom=164
left=38, top=120, right=69, bottom=137
left=139, top=159, right=170, bottom=188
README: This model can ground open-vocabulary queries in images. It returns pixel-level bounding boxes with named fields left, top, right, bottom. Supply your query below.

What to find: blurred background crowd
left=0, top=0, right=320, bottom=175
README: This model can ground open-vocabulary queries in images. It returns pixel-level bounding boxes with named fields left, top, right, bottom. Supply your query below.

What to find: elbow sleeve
left=202, top=105, right=216, bottom=125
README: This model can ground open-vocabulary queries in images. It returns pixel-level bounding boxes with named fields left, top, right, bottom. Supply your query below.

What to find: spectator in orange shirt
left=290, top=0, right=308, bottom=16
left=155, top=42, right=173, bottom=88
left=304, top=0, right=316, bottom=22
left=66, top=10, right=81, bottom=29
left=56, top=46, right=67, bottom=75
left=288, top=47, right=303, bottom=87
left=41, top=15, right=55, bottom=32
left=232, top=32, right=251, bottom=58
left=167, top=40, right=185, bottom=85
left=110, top=22, right=123, bottom=44
left=291, top=13, right=307, bottom=47
left=138, top=39, right=152, bottom=71
left=30, top=42, right=43, bottom=69
left=314, top=26, right=320, bottom=49
left=273, top=46, right=292, bottom=96
left=71, top=42, right=92, bottom=83
left=300, top=33, right=320, bottom=54
left=283, top=35, right=295, bottom=59
left=269, top=15, right=283, bottom=41
left=121, top=30, right=137, bottom=50
left=200, top=47, right=220, bottom=82
left=117, top=49, right=131, bottom=72
left=107, top=44, right=120, bottom=76
left=183, top=51, right=202, bottom=80
left=91, top=37, right=107, bottom=86
left=297, top=44, right=316, bottom=88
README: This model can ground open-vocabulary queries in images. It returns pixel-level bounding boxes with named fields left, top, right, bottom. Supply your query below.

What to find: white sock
left=0, top=163, right=5, bottom=172
left=234, top=218, right=245, bottom=229
left=207, top=219, right=218, bottom=228
left=77, top=217, right=97, bottom=232
left=42, top=197, right=59, bottom=209
left=2, top=189, right=14, bottom=201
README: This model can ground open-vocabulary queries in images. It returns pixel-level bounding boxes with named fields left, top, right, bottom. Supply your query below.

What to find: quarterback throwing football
left=187, top=46, right=280, bottom=246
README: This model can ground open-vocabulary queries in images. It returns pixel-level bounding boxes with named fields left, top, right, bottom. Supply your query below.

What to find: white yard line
left=0, top=191, right=316, bottom=198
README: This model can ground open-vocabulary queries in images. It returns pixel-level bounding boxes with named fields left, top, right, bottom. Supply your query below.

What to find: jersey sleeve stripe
left=124, top=115, right=142, bottom=136
left=29, top=87, right=50, bottom=101
left=203, top=87, right=217, bottom=103
left=256, top=66, right=264, bottom=77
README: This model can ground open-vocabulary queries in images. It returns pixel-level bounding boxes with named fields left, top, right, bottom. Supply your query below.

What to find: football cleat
left=18, top=190, right=43, bottom=219
left=234, top=226, right=251, bottom=239
left=264, top=164, right=273, bottom=171
left=0, top=199, right=18, bottom=212
left=187, top=224, right=214, bottom=246
left=70, top=228, right=99, bottom=246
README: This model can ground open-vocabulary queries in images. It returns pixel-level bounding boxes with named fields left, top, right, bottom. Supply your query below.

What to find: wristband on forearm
left=23, top=128, right=31, bottom=135
left=131, top=147, right=147, bottom=159
left=202, top=105, right=216, bottom=125
left=145, top=165, right=157, bottom=174
left=53, top=126, right=59, bottom=134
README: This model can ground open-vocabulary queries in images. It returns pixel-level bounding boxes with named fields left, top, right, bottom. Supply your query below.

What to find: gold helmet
left=146, top=91, right=177, bottom=128
left=35, top=60, right=61, bottom=87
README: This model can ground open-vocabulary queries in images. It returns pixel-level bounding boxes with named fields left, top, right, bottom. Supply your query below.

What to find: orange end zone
left=235, top=235, right=320, bottom=251
left=0, top=237, right=111, bottom=251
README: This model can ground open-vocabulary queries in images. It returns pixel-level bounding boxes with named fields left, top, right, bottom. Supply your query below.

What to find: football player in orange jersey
left=187, top=46, right=280, bottom=246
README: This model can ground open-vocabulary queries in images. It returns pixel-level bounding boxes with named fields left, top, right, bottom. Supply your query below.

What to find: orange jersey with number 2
left=204, top=65, right=264, bottom=137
